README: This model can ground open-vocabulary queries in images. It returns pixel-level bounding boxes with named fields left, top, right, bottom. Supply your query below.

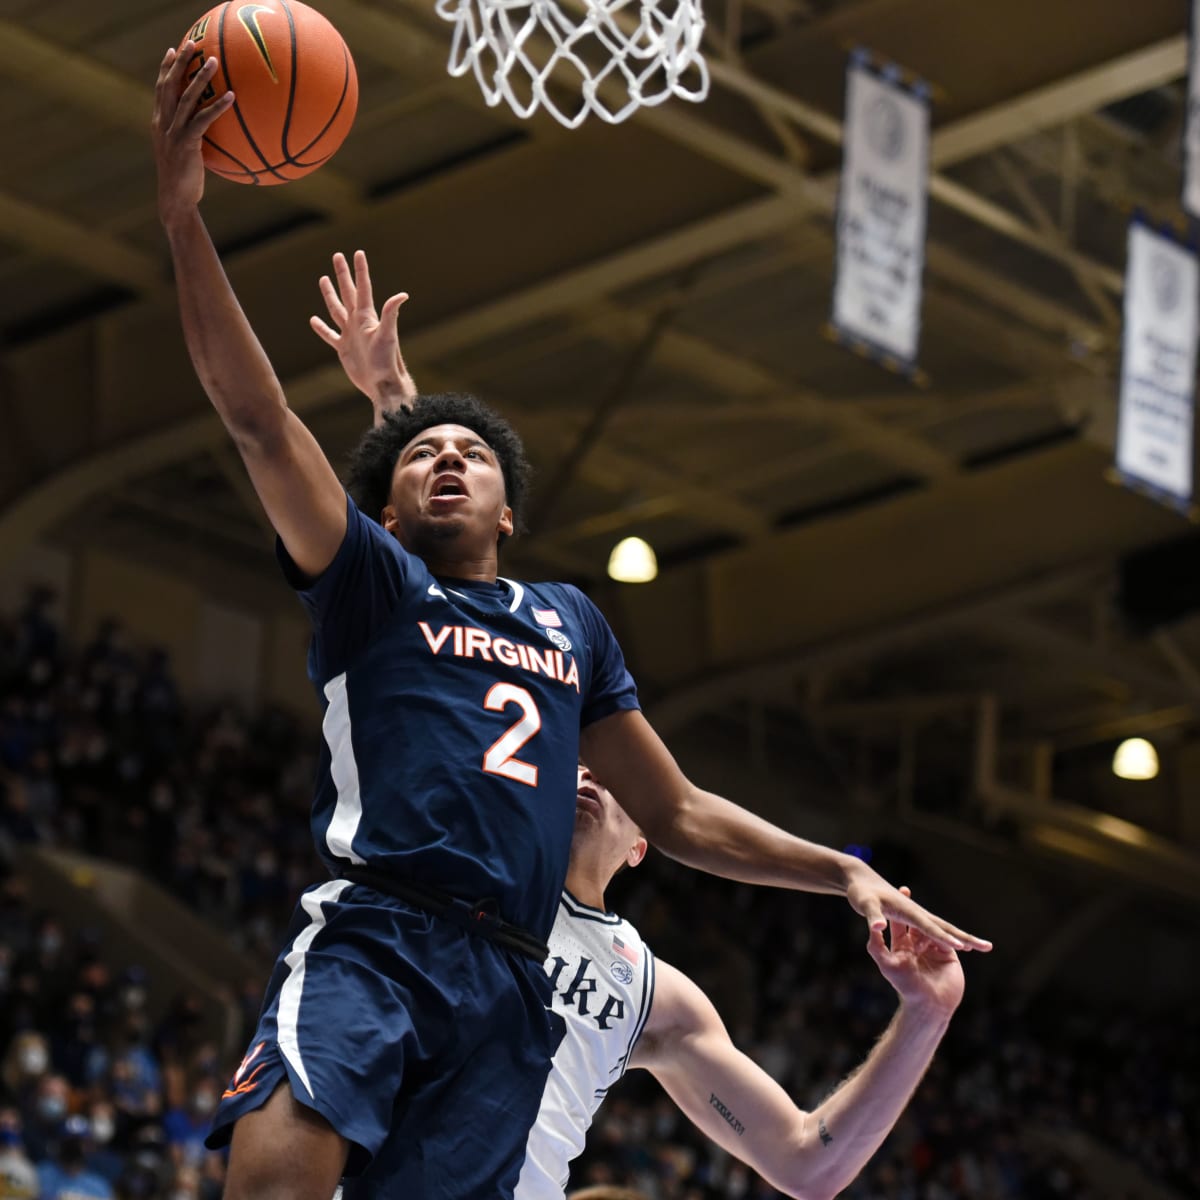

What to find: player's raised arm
left=153, top=44, right=347, bottom=578
left=580, top=710, right=991, bottom=953
left=631, top=892, right=963, bottom=1200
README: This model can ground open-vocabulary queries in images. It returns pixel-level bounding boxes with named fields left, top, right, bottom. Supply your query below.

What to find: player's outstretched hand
left=152, top=43, right=234, bottom=227
left=311, top=250, right=416, bottom=419
left=867, top=887, right=965, bottom=1019
left=846, top=867, right=991, bottom=954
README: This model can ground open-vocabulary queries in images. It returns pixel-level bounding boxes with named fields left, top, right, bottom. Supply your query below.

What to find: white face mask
left=91, top=1116, right=116, bottom=1145
left=19, top=1044, right=49, bottom=1076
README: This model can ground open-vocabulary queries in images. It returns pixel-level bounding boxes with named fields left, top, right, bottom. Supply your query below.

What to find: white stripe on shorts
left=278, top=878, right=352, bottom=1098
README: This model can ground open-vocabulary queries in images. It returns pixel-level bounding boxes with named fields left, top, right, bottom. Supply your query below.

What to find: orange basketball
left=179, top=0, right=358, bottom=185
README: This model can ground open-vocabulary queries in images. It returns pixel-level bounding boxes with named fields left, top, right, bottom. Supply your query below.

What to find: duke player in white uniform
left=517, top=766, right=965, bottom=1200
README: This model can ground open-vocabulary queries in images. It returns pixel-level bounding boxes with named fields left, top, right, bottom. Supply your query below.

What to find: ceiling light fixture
left=607, top=536, right=658, bottom=583
left=1111, top=737, right=1159, bottom=781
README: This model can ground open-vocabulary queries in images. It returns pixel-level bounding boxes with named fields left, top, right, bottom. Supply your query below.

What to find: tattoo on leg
left=709, top=1093, right=745, bottom=1137
left=818, top=1118, right=833, bottom=1146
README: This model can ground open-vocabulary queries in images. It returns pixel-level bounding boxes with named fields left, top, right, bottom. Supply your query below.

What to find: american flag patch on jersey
left=612, top=934, right=639, bottom=966
left=532, top=607, right=563, bottom=628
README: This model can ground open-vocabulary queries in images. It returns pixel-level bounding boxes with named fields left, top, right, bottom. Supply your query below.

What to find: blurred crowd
left=0, top=588, right=1196, bottom=1200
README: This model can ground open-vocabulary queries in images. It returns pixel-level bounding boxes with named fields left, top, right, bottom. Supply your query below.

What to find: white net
left=434, top=0, right=709, bottom=128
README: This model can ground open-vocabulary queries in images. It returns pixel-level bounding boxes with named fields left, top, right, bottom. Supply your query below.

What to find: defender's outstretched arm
left=632, top=903, right=963, bottom=1200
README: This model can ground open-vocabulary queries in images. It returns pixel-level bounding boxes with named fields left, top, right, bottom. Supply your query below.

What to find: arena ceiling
left=1, top=0, right=1199, bottom=904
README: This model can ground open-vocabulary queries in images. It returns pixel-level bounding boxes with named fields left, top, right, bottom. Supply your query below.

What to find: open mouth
left=430, top=478, right=468, bottom=504
left=575, top=784, right=603, bottom=816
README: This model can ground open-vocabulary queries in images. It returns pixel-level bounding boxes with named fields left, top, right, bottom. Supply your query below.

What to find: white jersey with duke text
left=515, top=891, right=656, bottom=1200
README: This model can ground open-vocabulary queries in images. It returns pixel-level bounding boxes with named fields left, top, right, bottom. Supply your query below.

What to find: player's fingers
left=944, top=924, right=990, bottom=952
left=917, top=903, right=988, bottom=951
left=332, top=252, right=356, bottom=314
left=156, top=46, right=178, bottom=91
left=353, top=250, right=375, bottom=314
left=190, top=90, right=234, bottom=137
left=380, top=292, right=409, bottom=326
left=164, top=39, right=196, bottom=97
left=309, top=316, right=340, bottom=347
left=892, top=886, right=912, bottom=944
left=154, top=45, right=185, bottom=125
left=319, top=276, right=347, bottom=326
left=862, top=900, right=886, bottom=937
left=172, top=56, right=219, bottom=134
left=909, top=911, right=969, bottom=953
left=866, top=926, right=890, bottom=964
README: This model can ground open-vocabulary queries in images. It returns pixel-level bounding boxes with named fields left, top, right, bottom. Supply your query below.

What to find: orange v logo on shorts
left=223, top=1041, right=268, bottom=1098
left=237, top=4, right=279, bottom=81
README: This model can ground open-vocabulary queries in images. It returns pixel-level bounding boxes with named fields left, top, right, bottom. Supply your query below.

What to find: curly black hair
left=345, top=392, right=532, bottom=546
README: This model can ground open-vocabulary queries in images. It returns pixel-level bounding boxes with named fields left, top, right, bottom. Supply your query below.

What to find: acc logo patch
left=546, top=628, right=572, bottom=652
left=610, top=960, right=634, bottom=985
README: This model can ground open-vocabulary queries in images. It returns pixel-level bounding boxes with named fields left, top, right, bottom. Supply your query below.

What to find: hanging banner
left=831, top=52, right=930, bottom=370
left=1116, top=219, right=1198, bottom=509
left=1184, top=0, right=1200, bottom=218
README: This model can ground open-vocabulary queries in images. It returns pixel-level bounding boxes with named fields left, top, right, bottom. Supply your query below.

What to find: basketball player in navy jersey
left=514, top=766, right=964, bottom=1200
left=153, top=49, right=988, bottom=1200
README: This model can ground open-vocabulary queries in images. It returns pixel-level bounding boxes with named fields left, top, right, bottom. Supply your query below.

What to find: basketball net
left=434, top=0, right=709, bottom=127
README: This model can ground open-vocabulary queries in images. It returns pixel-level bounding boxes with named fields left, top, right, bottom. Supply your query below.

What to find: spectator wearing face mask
left=162, top=1077, right=218, bottom=1169
left=83, top=1102, right=123, bottom=1187
left=108, top=1020, right=161, bottom=1125
left=35, top=1116, right=112, bottom=1200
left=115, top=1125, right=169, bottom=1200
left=0, top=1033, right=49, bottom=1109
left=52, top=992, right=106, bottom=1090
left=0, top=1108, right=36, bottom=1200
left=19, top=1073, right=69, bottom=1162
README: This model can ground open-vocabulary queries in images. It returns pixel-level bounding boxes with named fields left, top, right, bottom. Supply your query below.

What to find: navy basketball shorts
left=207, top=878, right=557, bottom=1197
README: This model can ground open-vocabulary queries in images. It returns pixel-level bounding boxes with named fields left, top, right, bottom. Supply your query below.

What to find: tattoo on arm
left=709, top=1093, right=745, bottom=1137
left=818, top=1118, right=833, bottom=1146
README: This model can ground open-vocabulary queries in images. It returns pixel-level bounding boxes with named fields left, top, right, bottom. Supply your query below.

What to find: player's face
left=382, top=424, right=514, bottom=558
left=574, top=765, right=646, bottom=874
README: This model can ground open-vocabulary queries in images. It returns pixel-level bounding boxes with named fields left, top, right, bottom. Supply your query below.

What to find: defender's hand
left=846, top=863, right=991, bottom=954
left=867, top=887, right=965, bottom=1019
left=152, top=43, right=234, bottom=227
left=311, top=250, right=416, bottom=415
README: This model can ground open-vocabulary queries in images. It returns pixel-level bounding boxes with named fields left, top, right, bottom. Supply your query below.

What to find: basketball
left=179, top=0, right=358, bottom=185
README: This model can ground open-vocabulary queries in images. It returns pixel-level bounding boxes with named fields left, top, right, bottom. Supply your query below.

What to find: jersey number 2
left=482, top=683, right=541, bottom=787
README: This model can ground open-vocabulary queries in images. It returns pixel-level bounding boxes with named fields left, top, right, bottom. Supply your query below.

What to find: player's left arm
left=580, top=710, right=989, bottom=953
left=633, top=925, right=962, bottom=1200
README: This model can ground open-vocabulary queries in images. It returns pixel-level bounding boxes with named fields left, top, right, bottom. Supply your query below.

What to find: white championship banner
left=1184, top=0, right=1200, bottom=219
left=1116, top=220, right=1198, bottom=508
left=831, top=53, right=930, bottom=369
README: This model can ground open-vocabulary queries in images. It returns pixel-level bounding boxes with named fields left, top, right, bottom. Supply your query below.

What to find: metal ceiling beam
left=582, top=301, right=959, bottom=482
left=995, top=616, right=1200, bottom=707
left=0, top=190, right=160, bottom=292
left=929, top=36, right=1188, bottom=168
left=990, top=150, right=1122, bottom=325
left=0, top=19, right=364, bottom=223
left=628, top=108, right=1107, bottom=345
left=648, top=565, right=1106, bottom=735
left=662, top=59, right=1130, bottom=303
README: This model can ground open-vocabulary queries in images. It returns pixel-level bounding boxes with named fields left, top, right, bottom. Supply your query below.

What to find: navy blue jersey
left=279, top=494, right=639, bottom=937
